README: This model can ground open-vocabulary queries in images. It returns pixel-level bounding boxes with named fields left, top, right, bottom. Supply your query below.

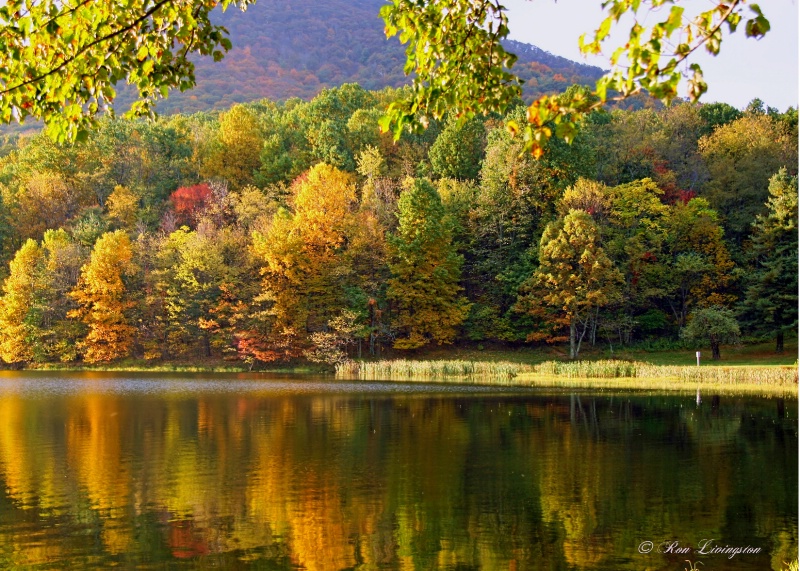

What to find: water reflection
left=0, top=374, right=795, bottom=570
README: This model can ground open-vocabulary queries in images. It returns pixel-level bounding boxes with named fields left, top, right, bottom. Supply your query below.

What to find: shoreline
left=6, top=358, right=796, bottom=398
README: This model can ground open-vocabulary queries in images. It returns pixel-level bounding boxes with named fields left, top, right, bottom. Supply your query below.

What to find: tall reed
left=336, top=359, right=530, bottom=382
left=338, top=358, right=797, bottom=393
left=524, top=360, right=797, bottom=387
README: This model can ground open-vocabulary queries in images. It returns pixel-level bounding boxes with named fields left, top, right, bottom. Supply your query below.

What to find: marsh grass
left=30, top=362, right=249, bottom=373
left=521, top=361, right=797, bottom=395
left=338, top=358, right=797, bottom=395
left=528, top=360, right=797, bottom=384
left=336, top=359, right=531, bottom=383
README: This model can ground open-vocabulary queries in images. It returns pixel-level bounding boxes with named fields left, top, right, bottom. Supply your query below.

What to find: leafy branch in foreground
left=0, top=0, right=254, bottom=142
left=381, top=0, right=772, bottom=157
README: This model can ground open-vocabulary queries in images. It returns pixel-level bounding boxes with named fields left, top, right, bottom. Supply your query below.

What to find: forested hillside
left=148, top=0, right=605, bottom=114
left=0, top=85, right=796, bottom=366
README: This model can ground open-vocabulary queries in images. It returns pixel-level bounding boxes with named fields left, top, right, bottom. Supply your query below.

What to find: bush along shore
left=336, top=359, right=798, bottom=395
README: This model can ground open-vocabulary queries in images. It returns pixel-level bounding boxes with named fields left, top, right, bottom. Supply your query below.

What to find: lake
left=0, top=371, right=795, bottom=570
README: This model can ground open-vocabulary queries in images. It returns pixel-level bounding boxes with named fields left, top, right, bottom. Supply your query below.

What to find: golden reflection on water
left=0, top=384, right=795, bottom=570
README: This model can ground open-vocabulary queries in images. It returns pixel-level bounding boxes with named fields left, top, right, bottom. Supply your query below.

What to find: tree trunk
left=711, top=336, right=721, bottom=360
left=776, top=330, right=784, bottom=353
left=202, top=333, right=211, bottom=358
left=569, top=320, right=577, bottom=360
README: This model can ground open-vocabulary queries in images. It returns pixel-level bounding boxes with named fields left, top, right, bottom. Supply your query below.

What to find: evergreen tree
left=740, top=168, right=798, bottom=352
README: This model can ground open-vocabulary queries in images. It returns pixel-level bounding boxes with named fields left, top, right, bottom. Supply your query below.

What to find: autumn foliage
left=69, top=231, right=137, bottom=363
left=170, top=184, right=212, bottom=226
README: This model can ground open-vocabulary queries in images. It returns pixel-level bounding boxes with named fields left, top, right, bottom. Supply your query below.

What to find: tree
left=740, top=169, right=798, bottom=352
left=33, top=229, right=87, bottom=362
left=304, top=309, right=362, bottom=366
left=69, top=230, right=137, bottom=362
left=0, top=0, right=256, bottom=142
left=699, top=114, right=798, bottom=244
left=463, top=107, right=591, bottom=342
left=429, top=116, right=487, bottom=181
left=106, top=185, right=140, bottom=231
left=0, top=240, right=44, bottom=363
left=517, top=209, right=623, bottom=360
left=252, top=163, right=361, bottom=357
left=681, top=306, right=740, bottom=360
left=387, top=179, right=470, bottom=350
left=0, top=229, right=86, bottom=363
left=662, top=198, right=735, bottom=326
left=201, top=105, right=264, bottom=189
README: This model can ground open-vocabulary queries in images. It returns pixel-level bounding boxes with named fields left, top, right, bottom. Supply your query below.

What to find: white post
left=696, top=351, right=701, bottom=366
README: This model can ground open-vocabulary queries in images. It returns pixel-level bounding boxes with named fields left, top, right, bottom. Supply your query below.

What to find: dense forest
left=0, top=83, right=796, bottom=366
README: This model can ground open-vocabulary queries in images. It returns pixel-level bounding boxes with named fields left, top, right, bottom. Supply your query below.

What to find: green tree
left=740, top=169, right=798, bottom=352
left=429, top=116, right=487, bottom=180
left=387, top=179, right=470, bottom=350
left=517, top=209, right=623, bottom=360
left=698, top=102, right=742, bottom=136
left=463, top=107, right=591, bottom=342
left=681, top=306, right=740, bottom=360
left=0, top=229, right=86, bottom=363
left=662, top=198, right=735, bottom=326
left=35, top=229, right=88, bottom=362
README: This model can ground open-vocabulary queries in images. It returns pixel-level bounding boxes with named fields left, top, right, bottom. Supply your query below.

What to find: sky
left=503, top=0, right=799, bottom=111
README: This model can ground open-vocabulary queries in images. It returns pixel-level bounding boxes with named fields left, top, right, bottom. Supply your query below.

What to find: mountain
left=150, top=0, right=606, bottom=114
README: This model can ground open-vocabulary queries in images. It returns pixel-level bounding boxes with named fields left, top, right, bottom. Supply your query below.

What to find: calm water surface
left=0, top=371, right=796, bottom=570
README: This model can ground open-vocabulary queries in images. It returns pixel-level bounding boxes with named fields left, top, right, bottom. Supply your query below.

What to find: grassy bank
left=22, top=358, right=322, bottom=375
left=337, top=358, right=797, bottom=396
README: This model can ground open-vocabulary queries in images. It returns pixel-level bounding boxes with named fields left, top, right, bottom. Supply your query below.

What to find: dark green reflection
left=0, top=377, right=796, bottom=570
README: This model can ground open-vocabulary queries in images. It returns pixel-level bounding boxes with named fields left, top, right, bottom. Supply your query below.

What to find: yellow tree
left=106, top=185, right=140, bottom=231
left=252, top=164, right=359, bottom=359
left=0, top=239, right=44, bottom=363
left=517, top=209, right=623, bottom=360
left=201, top=105, right=264, bottom=189
left=69, top=230, right=137, bottom=362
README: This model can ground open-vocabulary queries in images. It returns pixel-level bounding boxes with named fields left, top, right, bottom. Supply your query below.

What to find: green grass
left=614, top=338, right=798, bottom=366
left=404, top=338, right=798, bottom=367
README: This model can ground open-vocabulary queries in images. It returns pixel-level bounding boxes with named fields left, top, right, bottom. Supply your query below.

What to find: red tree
left=170, top=184, right=212, bottom=226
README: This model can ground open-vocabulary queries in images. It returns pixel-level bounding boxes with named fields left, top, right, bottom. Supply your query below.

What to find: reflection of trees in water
left=0, top=391, right=794, bottom=569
